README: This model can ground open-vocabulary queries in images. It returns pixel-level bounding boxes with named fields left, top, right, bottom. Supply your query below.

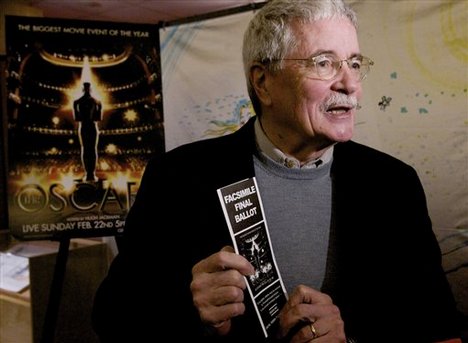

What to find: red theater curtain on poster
left=4, top=16, right=164, bottom=240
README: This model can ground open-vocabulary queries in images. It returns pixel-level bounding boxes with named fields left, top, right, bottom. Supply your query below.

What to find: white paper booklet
left=0, top=252, right=30, bottom=293
left=217, top=177, right=287, bottom=337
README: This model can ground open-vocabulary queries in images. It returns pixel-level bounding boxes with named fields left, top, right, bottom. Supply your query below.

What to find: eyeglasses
left=274, top=54, right=374, bottom=81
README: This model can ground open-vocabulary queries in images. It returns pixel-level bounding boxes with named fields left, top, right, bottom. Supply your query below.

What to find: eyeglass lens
left=312, top=56, right=372, bottom=81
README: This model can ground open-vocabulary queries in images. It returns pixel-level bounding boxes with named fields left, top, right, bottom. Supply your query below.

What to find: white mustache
left=320, top=93, right=359, bottom=111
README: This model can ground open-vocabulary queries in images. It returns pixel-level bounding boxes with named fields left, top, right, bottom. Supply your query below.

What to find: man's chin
left=329, top=130, right=353, bottom=143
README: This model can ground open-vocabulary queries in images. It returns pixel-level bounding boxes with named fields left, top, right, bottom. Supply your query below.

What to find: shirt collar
left=254, top=117, right=334, bottom=169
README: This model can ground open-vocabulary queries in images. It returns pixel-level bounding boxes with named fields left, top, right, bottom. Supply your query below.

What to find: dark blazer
left=92, top=117, right=461, bottom=342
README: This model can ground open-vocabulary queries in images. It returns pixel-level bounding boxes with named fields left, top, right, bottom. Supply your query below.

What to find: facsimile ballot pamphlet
left=217, top=177, right=287, bottom=337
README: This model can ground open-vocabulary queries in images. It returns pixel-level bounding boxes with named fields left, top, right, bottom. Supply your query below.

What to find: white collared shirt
left=254, top=117, right=334, bottom=169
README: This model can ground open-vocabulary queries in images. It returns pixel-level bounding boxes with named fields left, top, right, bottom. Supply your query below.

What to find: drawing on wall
left=353, top=0, right=467, bottom=321
left=160, top=10, right=257, bottom=151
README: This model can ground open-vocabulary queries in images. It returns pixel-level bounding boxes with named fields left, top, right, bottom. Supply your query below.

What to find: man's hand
left=277, top=285, right=346, bottom=342
left=191, top=246, right=255, bottom=335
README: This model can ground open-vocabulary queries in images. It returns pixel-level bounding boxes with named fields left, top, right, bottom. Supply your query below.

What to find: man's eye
left=314, top=57, right=333, bottom=68
left=350, top=59, right=362, bottom=69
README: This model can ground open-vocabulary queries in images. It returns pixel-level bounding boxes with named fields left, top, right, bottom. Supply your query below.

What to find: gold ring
left=309, top=322, right=318, bottom=339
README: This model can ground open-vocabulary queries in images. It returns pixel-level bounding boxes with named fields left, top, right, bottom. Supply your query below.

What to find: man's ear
left=250, top=63, right=272, bottom=106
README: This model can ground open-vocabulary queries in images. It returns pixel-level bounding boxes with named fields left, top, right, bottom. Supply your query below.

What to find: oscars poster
left=4, top=16, right=164, bottom=240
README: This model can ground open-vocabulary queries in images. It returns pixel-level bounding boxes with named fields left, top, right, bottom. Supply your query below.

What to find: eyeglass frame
left=263, top=53, right=374, bottom=82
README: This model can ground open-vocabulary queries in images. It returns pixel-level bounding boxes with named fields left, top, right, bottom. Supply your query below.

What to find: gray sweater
left=253, top=153, right=332, bottom=294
